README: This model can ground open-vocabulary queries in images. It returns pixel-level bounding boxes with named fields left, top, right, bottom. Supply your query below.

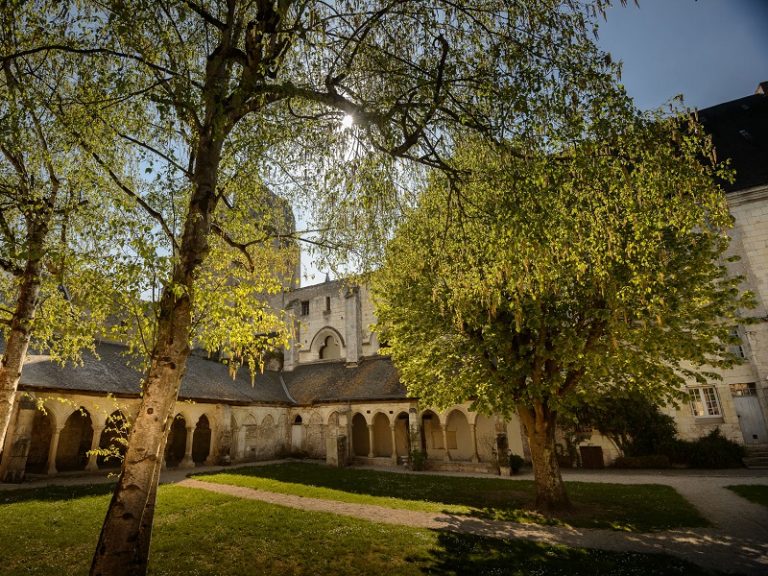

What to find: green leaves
left=375, top=111, right=752, bottom=418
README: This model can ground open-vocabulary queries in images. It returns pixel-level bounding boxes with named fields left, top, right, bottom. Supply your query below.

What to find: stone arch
left=309, top=327, right=345, bottom=360
left=420, top=409, right=443, bottom=459
left=371, top=412, right=392, bottom=457
left=98, top=410, right=129, bottom=469
left=56, top=408, right=93, bottom=472
left=165, top=414, right=187, bottom=467
left=25, top=409, right=54, bottom=474
left=445, top=409, right=473, bottom=461
left=192, top=414, right=212, bottom=465
left=291, top=413, right=304, bottom=453
left=394, top=411, right=410, bottom=458
left=327, top=411, right=340, bottom=428
left=351, top=412, right=369, bottom=457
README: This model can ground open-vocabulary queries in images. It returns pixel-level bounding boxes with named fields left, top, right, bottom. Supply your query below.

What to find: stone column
left=441, top=425, right=450, bottom=462
left=179, top=426, right=195, bottom=468
left=390, top=425, right=398, bottom=464
left=344, top=287, right=362, bottom=365
left=47, top=426, right=63, bottom=475
left=367, top=424, right=375, bottom=458
left=85, top=426, right=104, bottom=472
left=470, top=424, right=479, bottom=463
left=204, top=424, right=217, bottom=466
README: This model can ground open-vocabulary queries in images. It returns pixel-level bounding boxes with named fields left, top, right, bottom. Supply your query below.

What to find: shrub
left=508, top=453, right=525, bottom=473
left=409, top=449, right=427, bottom=471
left=685, top=429, right=745, bottom=469
left=612, top=455, right=671, bottom=469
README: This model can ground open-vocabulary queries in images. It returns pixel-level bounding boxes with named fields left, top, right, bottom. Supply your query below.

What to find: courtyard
left=1, top=461, right=766, bottom=575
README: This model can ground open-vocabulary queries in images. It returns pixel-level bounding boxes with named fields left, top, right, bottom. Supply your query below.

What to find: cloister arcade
left=3, top=391, right=521, bottom=479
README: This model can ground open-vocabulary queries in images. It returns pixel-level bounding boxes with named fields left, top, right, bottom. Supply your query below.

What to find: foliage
left=570, top=393, right=679, bottom=457
left=197, top=462, right=709, bottom=531
left=374, top=113, right=753, bottom=508
left=508, top=453, right=525, bottom=472
left=676, top=429, right=746, bottom=469
left=612, top=455, right=671, bottom=469
left=0, top=482, right=723, bottom=576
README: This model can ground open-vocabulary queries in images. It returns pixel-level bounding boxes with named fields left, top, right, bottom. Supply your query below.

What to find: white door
left=732, top=384, right=768, bottom=445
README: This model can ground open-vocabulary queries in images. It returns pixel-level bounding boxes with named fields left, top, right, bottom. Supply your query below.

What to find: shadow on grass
left=0, top=482, right=115, bottom=505
left=413, top=531, right=733, bottom=576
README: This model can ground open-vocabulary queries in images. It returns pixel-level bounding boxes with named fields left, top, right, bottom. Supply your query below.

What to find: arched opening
left=98, top=410, right=129, bottom=469
left=474, top=414, right=497, bottom=462
left=394, top=412, right=410, bottom=458
left=420, top=410, right=442, bottom=459
left=165, top=415, right=187, bottom=467
left=351, top=413, right=369, bottom=457
left=56, top=408, right=93, bottom=472
left=318, top=335, right=341, bottom=360
left=305, top=413, right=325, bottom=458
left=192, top=415, right=212, bottom=465
left=446, top=410, right=473, bottom=461
left=372, top=413, right=392, bottom=457
left=291, top=414, right=304, bottom=452
left=25, top=410, right=53, bottom=474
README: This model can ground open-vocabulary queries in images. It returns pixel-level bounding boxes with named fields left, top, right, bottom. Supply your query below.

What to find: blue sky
left=597, top=0, right=768, bottom=111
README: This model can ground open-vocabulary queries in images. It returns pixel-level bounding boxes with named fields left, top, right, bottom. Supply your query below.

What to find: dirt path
left=178, top=475, right=768, bottom=576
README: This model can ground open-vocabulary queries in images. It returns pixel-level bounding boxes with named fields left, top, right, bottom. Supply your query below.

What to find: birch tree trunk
left=90, top=136, right=223, bottom=575
left=518, top=403, right=571, bottom=511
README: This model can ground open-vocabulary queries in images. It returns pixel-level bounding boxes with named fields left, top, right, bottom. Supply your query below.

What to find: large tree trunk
left=90, top=137, right=222, bottom=576
left=517, top=402, right=570, bottom=511
left=0, top=230, right=45, bottom=455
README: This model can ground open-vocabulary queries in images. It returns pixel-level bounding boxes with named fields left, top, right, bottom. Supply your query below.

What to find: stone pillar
left=47, top=426, right=63, bottom=475
left=179, top=426, right=195, bottom=468
left=367, top=424, right=375, bottom=458
left=441, top=425, right=450, bottom=461
left=470, top=424, right=479, bottom=463
left=344, top=287, right=362, bottom=365
left=390, top=425, right=398, bottom=464
left=205, top=424, right=217, bottom=466
left=0, top=399, right=36, bottom=482
left=85, top=426, right=104, bottom=472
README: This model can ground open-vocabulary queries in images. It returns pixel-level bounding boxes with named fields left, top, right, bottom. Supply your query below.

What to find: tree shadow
left=0, top=482, right=115, bottom=505
left=412, top=530, right=736, bottom=576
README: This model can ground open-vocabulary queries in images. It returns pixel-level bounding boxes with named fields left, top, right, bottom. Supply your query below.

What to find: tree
left=4, top=1, right=625, bottom=573
left=0, top=4, right=132, bottom=458
left=374, top=114, right=752, bottom=511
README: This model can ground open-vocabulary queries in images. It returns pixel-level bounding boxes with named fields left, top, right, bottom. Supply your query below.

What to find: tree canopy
left=374, top=113, right=753, bottom=509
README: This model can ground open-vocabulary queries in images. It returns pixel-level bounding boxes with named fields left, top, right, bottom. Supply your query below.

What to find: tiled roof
left=17, top=342, right=292, bottom=405
left=698, top=89, right=768, bottom=192
left=282, top=355, right=407, bottom=404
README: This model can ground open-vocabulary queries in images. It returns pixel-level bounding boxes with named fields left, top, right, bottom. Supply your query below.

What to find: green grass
left=726, top=484, right=768, bottom=508
left=194, top=463, right=708, bottom=532
left=0, top=483, right=730, bottom=576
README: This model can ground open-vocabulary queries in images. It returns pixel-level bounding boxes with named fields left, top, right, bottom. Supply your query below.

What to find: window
left=689, top=387, right=722, bottom=417
left=325, top=296, right=331, bottom=312
left=730, top=383, right=757, bottom=397
left=728, top=327, right=745, bottom=359
left=301, top=300, right=309, bottom=316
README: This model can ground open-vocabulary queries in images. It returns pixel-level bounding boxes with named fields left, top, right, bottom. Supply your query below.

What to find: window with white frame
left=689, top=387, right=722, bottom=417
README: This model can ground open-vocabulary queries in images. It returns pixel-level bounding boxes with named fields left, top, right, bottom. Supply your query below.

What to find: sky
left=597, top=0, right=768, bottom=111
left=300, top=0, right=768, bottom=286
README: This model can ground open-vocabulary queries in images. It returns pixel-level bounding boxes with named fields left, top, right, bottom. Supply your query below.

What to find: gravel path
left=178, top=466, right=768, bottom=576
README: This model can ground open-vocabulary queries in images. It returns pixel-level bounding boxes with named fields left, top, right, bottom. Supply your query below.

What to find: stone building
left=1, top=85, right=767, bottom=482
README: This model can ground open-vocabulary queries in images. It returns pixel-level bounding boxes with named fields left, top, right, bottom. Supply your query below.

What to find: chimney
left=756, top=81, right=768, bottom=95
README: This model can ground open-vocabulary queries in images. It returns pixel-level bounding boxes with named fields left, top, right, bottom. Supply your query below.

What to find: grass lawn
left=0, top=482, right=728, bottom=576
left=194, top=462, right=708, bottom=532
left=726, top=484, right=768, bottom=508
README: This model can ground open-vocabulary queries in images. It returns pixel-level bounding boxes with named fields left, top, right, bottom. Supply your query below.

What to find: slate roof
left=698, top=87, right=768, bottom=192
left=17, top=341, right=292, bottom=405
left=282, top=355, right=407, bottom=404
